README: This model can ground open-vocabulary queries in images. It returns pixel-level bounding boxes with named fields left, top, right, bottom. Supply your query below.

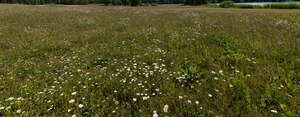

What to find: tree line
left=212, top=0, right=299, bottom=3
left=0, top=0, right=97, bottom=4
left=0, top=0, right=299, bottom=5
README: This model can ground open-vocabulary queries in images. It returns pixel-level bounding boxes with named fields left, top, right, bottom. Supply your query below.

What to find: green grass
left=0, top=5, right=299, bottom=116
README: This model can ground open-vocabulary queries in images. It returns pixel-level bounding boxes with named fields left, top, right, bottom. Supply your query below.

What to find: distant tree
left=120, top=0, right=129, bottom=5
left=102, top=0, right=111, bottom=5
left=184, top=0, right=207, bottom=5
left=90, top=0, right=102, bottom=3
left=112, top=0, right=122, bottom=5
left=219, top=1, right=234, bottom=7
left=184, top=0, right=192, bottom=5
left=61, top=0, right=72, bottom=4
left=9, top=0, right=18, bottom=3
left=75, top=0, right=89, bottom=4
left=130, top=0, right=141, bottom=6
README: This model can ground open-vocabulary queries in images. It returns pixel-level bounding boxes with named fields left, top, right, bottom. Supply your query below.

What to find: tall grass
left=0, top=5, right=299, bottom=116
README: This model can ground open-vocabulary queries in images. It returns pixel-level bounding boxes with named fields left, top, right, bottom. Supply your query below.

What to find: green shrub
left=151, top=2, right=157, bottom=6
left=184, top=0, right=192, bottom=5
left=102, top=0, right=111, bottom=5
left=120, top=0, right=129, bottom=5
left=112, top=0, right=121, bottom=5
left=234, top=4, right=263, bottom=9
left=140, top=3, right=149, bottom=6
left=184, top=0, right=208, bottom=5
left=253, top=5, right=264, bottom=9
left=76, top=0, right=89, bottom=5
left=219, top=1, right=234, bottom=8
left=25, top=0, right=45, bottom=5
left=264, top=4, right=300, bottom=9
left=129, top=0, right=141, bottom=6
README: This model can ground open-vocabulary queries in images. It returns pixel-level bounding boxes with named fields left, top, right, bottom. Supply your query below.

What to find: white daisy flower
left=69, top=99, right=75, bottom=104
left=163, top=105, right=169, bottom=113
left=79, top=104, right=84, bottom=108
left=271, top=110, right=278, bottom=114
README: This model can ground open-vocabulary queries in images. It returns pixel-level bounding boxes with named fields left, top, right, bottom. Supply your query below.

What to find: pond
left=234, top=2, right=300, bottom=6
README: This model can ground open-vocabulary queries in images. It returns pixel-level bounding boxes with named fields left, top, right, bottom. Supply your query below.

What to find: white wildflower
left=155, top=88, right=160, bottom=92
left=71, top=92, right=77, bottom=96
left=163, top=105, right=169, bottom=113
left=195, top=101, right=199, bottom=105
left=6, top=106, right=11, bottom=110
left=69, top=99, right=75, bottom=104
left=271, top=110, right=278, bottom=114
left=17, top=97, right=23, bottom=101
left=79, top=104, right=84, bottom=108
left=142, top=96, right=149, bottom=100
left=16, top=109, right=21, bottom=114
left=7, top=97, right=14, bottom=101
left=153, top=110, right=158, bottom=117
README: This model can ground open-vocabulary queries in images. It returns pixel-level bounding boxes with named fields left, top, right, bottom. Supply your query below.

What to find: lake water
left=234, top=2, right=300, bottom=6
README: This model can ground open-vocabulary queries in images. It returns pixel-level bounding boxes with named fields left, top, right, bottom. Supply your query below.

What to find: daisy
left=69, top=99, right=75, bottom=104
left=79, top=104, right=84, bottom=108
left=153, top=110, right=158, bottom=117
left=163, top=105, right=169, bottom=113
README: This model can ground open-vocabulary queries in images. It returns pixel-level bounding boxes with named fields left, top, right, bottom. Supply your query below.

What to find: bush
left=25, top=0, right=45, bottom=5
left=184, top=0, right=208, bottom=5
left=264, top=4, right=300, bottom=9
left=129, top=0, right=141, bottom=6
left=102, top=0, right=111, bottom=5
left=234, top=4, right=263, bottom=9
left=184, top=0, right=193, bottom=5
left=219, top=1, right=234, bottom=8
left=76, top=0, right=89, bottom=5
left=120, top=0, right=129, bottom=5
left=112, top=0, right=121, bottom=5
left=151, top=2, right=157, bottom=6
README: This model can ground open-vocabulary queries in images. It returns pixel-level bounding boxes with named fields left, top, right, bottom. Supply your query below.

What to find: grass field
left=0, top=4, right=299, bottom=116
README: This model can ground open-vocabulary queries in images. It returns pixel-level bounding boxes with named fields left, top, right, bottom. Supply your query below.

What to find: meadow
left=0, top=4, right=299, bottom=116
